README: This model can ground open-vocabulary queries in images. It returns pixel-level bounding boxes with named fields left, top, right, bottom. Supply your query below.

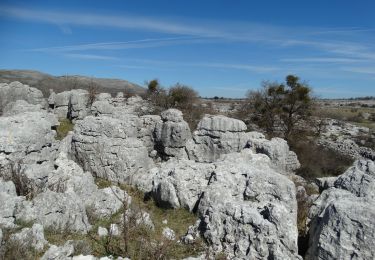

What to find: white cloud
left=280, top=57, right=365, bottom=63
left=30, top=36, right=204, bottom=52
left=65, top=53, right=119, bottom=61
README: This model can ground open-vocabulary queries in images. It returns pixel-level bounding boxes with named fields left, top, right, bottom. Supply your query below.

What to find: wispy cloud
left=3, top=5, right=375, bottom=62
left=30, top=36, right=204, bottom=52
left=65, top=53, right=119, bottom=61
left=280, top=57, right=365, bottom=63
left=0, top=6, right=224, bottom=38
left=121, top=58, right=279, bottom=73
left=340, top=67, right=375, bottom=75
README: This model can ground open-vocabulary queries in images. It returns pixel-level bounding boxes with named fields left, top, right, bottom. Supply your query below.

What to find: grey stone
left=122, top=209, right=154, bottom=231
left=197, top=150, right=299, bottom=259
left=3, top=100, right=44, bottom=116
left=197, top=114, right=246, bottom=132
left=41, top=240, right=75, bottom=260
left=247, top=136, right=300, bottom=173
left=72, top=115, right=155, bottom=183
left=162, top=227, right=176, bottom=240
left=186, top=115, right=250, bottom=162
left=152, top=159, right=215, bottom=210
left=0, top=110, right=59, bottom=180
left=152, top=149, right=299, bottom=259
left=50, top=89, right=90, bottom=121
left=9, top=223, right=48, bottom=251
left=0, top=180, right=25, bottom=228
left=315, top=176, right=338, bottom=192
left=306, top=159, right=375, bottom=260
left=0, top=81, right=47, bottom=111
left=98, top=227, right=108, bottom=237
left=15, top=190, right=91, bottom=234
left=109, top=224, right=120, bottom=236
left=154, top=109, right=191, bottom=158
left=0, top=179, right=17, bottom=196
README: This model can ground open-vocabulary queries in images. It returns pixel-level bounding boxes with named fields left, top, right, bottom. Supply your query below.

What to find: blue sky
left=0, top=0, right=374, bottom=98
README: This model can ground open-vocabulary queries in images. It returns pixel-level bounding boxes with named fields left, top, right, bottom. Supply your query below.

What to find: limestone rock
left=154, top=109, right=191, bottom=159
left=0, top=81, right=47, bottom=112
left=0, top=179, right=25, bottom=228
left=0, top=110, right=59, bottom=180
left=15, top=190, right=91, bottom=234
left=315, top=176, right=337, bottom=192
left=152, top=149, right=299, bottom=259
left=3, top=100, right=44, bottom=116
left=72, top=116, right=154, bottom=183
left=197, top=114, right=246, bottom=132
left=152, top=159, right=214, bottom=210
left=162, top=227, right=176, bottom=240
left=197, top=150, right=299, bottom=259
left=98, top=227, right=108, bottom=237
left=186, top=115, right=250, bottom=162
left=49, top=89, right=89, bottom=121
left=247, top=135, right=300, bottom=173
left=306, top=160, right=375, bottom=259
left=9, top=223, right=48, bottom=251
left=41, top=240, right=75, bottom=260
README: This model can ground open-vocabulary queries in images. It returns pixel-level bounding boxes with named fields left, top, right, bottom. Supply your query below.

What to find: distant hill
left=0, top=69, right=146, bottom=97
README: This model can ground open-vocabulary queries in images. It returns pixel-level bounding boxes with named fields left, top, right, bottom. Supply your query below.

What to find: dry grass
left=55, top=119, right=74, bottom=140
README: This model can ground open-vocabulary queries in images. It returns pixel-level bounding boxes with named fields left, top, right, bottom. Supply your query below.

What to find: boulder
left=47, top=154, right=128, bottom=219
left=306, top=160, right=375, bottom=259
left=9, top=223, right=48, bottom=251
left=186, top=115, right=250, bottom=162
left=41, top=240, right=75, bottom=260
left=3, top=100, right=44, bottom=116
left=0, top=110, right=59, bottom=179
left=162, top=227, right=176, bottom=240
left=152, top=149, right=299, bottom=259
left=197, top=150, right=299, bottom=259
left=0, top=81, right=46, bottom=112
left=152, top=159, right=215, bottom=210
left=50, top=89, right=89, bottom=121
left=72, top=116, right=155, bottom=183
left=15, top=190, right=91, bottom=234
left=0, top=179, right=25, bottom=228
left=247, top=134, right=300, bottom=173
left=154, top=109, right=191, bottom=159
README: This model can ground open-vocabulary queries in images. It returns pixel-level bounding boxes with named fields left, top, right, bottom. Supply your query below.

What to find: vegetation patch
left=55, top=119, right=74, bottom=140
left=291, top=140, right=354, bottom=180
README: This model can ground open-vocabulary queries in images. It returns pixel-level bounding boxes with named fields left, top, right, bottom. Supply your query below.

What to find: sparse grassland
left=315, top=106, right=375, bottom=130
left=43, top=180, right=205, bottom=259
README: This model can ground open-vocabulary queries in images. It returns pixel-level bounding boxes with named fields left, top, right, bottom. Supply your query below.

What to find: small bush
left=291, top=140, right=354, bottom=180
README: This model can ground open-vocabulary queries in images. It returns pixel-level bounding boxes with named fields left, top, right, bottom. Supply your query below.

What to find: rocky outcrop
left=9, top=223, right=48, bottom=251
left=15, top=190, right=91, bottom=234
left=152, top=159, right=215, bottom=210
left=247, top=133, right=301, bottom=173
left=152, top=149, right=299, bottom=259
left=318, top=138, right=375, bottom=160
left=186, top=115, right=250, bottom=162
left=3, top=100, right=44, bottom=116
left=306, top=160, right=375, bottom=259
left=0, top=110, right=59, bottom=179
left=72, top=115, right=155, bottom=183
left=0, top=81, right=47, bottom=112
left=49, top=89, right=90, bottom=121
left=0, top=179, right=24, bottom=228
left=154, top=109, right=191, bottom=159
